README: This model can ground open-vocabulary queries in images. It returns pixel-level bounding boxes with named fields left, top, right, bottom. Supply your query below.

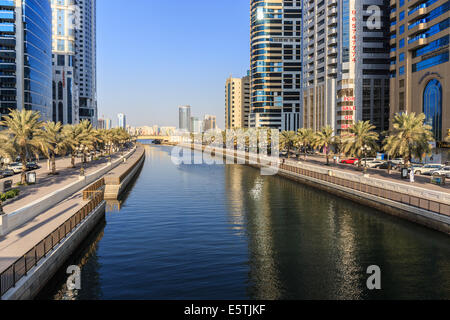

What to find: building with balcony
left=76, top=0, right=97, bottom=126
left=301, top=0, right=338, bottom=132
left=203, top=115, right=217, bottom=131
left=334, top=0, right=391, bottom=135
left=249, top=0, right=302, bottom=131
left=0, top=0, right=53, bottom=121
left=51, top=0, right=78, bottom=124
left=225, top=74, right=250, bottom=129
left=389, top=0, right=449, bottom=144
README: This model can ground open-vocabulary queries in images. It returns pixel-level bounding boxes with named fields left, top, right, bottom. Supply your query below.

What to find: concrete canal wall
left=184, top=144, right=450, bottom=235
left=2, top=201, right=106, bottom=300
left=0, top=146, right=146, bottom=300
left=104, top=146, right=145, bottom=200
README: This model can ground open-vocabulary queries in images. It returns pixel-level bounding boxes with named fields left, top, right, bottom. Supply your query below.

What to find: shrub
left=0, top=189, right=19, bottom=201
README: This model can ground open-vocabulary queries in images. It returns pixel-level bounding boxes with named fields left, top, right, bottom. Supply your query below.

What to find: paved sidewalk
left=284, top=154, right=449, bottom=192
left=0, top=192, right=86, bottom=273
left=1, top=152, right=122, bottom=214
left=0, top=148, right=135, bottom=274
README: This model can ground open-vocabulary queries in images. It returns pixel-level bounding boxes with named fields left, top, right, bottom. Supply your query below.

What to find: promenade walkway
left=1, top=153, right=121, bottom=214
left=0, top=148, right=134, bottom=274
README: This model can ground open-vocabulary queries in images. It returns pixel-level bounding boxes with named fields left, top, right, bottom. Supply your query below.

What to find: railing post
left=12, top=264, right=15, bottom=287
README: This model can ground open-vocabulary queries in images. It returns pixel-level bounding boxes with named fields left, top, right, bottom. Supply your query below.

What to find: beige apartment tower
left=225, top=75, right=250, bottom=129
left=389, top=0, right=449, bottom=145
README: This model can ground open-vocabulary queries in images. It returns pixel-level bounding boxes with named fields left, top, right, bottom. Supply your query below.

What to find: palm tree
left=41, top=122, right=69, bottom=175
left=62, top=124, right=86, bottom=168
left=0, top=109, right=44, bottom=184
left=313, top=126, right=335, bottom=165
left=342, top=121, right=379, bottom=169
left=78, top=120, right=96, bottom=163
left=383, top=112, right=434, bottom=167
left=280, top=131, right=297, bottom=158
left=296, top=128, right=314, bottom=160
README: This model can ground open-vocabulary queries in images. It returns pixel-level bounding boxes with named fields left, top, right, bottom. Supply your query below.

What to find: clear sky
left=97, top=0, right=250, bottom=129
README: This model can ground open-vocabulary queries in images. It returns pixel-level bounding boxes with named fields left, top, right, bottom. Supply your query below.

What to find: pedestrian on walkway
left=410, top=168, right=415, bottom=183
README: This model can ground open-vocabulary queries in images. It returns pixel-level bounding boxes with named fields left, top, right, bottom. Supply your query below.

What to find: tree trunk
left=71, top=153, right=76, bottom=168
left=51, top=154, right=56, bottom=175
left=21, top=152, right=27, bottom=185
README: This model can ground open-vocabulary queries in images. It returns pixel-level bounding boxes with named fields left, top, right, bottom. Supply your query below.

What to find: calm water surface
left=38, top=145, right=450, bottom=300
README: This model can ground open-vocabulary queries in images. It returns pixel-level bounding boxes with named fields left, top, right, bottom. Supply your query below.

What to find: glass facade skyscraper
left=0, top=0, right=53, bottom=120
left=179, top=105, right=191, bottom=132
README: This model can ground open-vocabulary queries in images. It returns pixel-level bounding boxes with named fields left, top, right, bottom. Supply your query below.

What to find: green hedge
left=0, top=189, right=20, bottom=202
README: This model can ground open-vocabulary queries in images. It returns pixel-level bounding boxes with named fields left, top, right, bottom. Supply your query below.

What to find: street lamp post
left=361, top=145, right=371, bottom=174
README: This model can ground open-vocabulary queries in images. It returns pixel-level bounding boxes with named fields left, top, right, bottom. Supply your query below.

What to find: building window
left=423, top=79, right=442, bottom=141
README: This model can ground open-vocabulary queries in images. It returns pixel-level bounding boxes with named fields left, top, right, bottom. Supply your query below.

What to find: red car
left=340, top=158, right=359, bottom=165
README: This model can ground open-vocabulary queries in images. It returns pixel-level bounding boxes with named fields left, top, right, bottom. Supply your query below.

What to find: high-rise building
left=105, top=118, right=112, bottom=130
left=203, top=115, right=217, bottom=131
left=389, top=0, right=449, bottom=144
left=118, top=113, right=126, bottom=129
left=303, top=0, right=390, bottom=135
left=191, top=117, right=203, bottom=133
left=225, top=75, right=250, bottom=129
left=302, top=0, right=338, bottom=132
left=249, top=0, right=302, bottom=131
left=336, top=0, right=390, bottom=135
left=76, top=0, right=97, bottom=126
left=98, top=118, right=105, bottom=129
left=179, top=105, right=191, bottom=131
left=0, top=0, right=53, bottom=121
left=51, top=0, right=78, bottom=124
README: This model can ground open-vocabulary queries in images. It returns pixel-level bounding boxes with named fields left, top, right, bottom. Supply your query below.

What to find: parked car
left=431, top=166, right=450, bottom=178
left=26, top=162, right=39, bottom=170
left=374, top=161, right=397, bottom=170
left=0, top=169, right=14, bottom=178
left=340, top=158, right=359, bottom=165
left=365, top=160, right=384, bottom=168
left=415, top=164, right=444, bottom=176
left=7, top=162, right=23, bottom=174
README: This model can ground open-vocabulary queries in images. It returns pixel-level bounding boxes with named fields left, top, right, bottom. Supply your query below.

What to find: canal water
left=38, top=145, right=450, bottom=300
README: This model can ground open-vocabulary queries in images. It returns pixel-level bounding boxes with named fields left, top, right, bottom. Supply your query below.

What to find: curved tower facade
left=249, top=0, right=302, bottom=131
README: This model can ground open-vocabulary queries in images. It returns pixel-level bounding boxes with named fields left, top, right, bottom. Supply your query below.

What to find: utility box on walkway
left=0, top=180, right=12, bottom=193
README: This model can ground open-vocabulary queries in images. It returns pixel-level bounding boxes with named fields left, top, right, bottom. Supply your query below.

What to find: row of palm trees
left=279, top=112, right=438, bottom=167
left=0, top=109, right=132, bottom=185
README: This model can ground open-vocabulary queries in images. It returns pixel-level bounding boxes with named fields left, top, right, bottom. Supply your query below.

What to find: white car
left=7, top=162, right=23, bottom=174
left=415, top=164, right=444, bottom=176
left=432, top=166, right=450, bottom=178
left=365, top=160, right=384, bottom=168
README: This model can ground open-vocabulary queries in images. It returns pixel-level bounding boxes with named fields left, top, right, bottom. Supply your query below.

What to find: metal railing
left=279, top=163, right=450, bottom=217
left=0, top=182, right=105, bottom=298
left=82, top=178, right=104, bottom=200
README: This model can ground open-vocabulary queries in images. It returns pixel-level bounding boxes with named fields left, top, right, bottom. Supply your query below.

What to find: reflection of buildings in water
left=224, top=165, right=245, bottom=234
left=225, top=165, right=281, bottom=299
left=331, top=204, right=363, bottom=300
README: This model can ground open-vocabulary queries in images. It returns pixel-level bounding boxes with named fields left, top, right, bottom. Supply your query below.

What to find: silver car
left=432, top=166, right=450, bottom=178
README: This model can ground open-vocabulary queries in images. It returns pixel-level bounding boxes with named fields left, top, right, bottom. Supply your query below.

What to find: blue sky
left=97, top=0, right=250, bottom=129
